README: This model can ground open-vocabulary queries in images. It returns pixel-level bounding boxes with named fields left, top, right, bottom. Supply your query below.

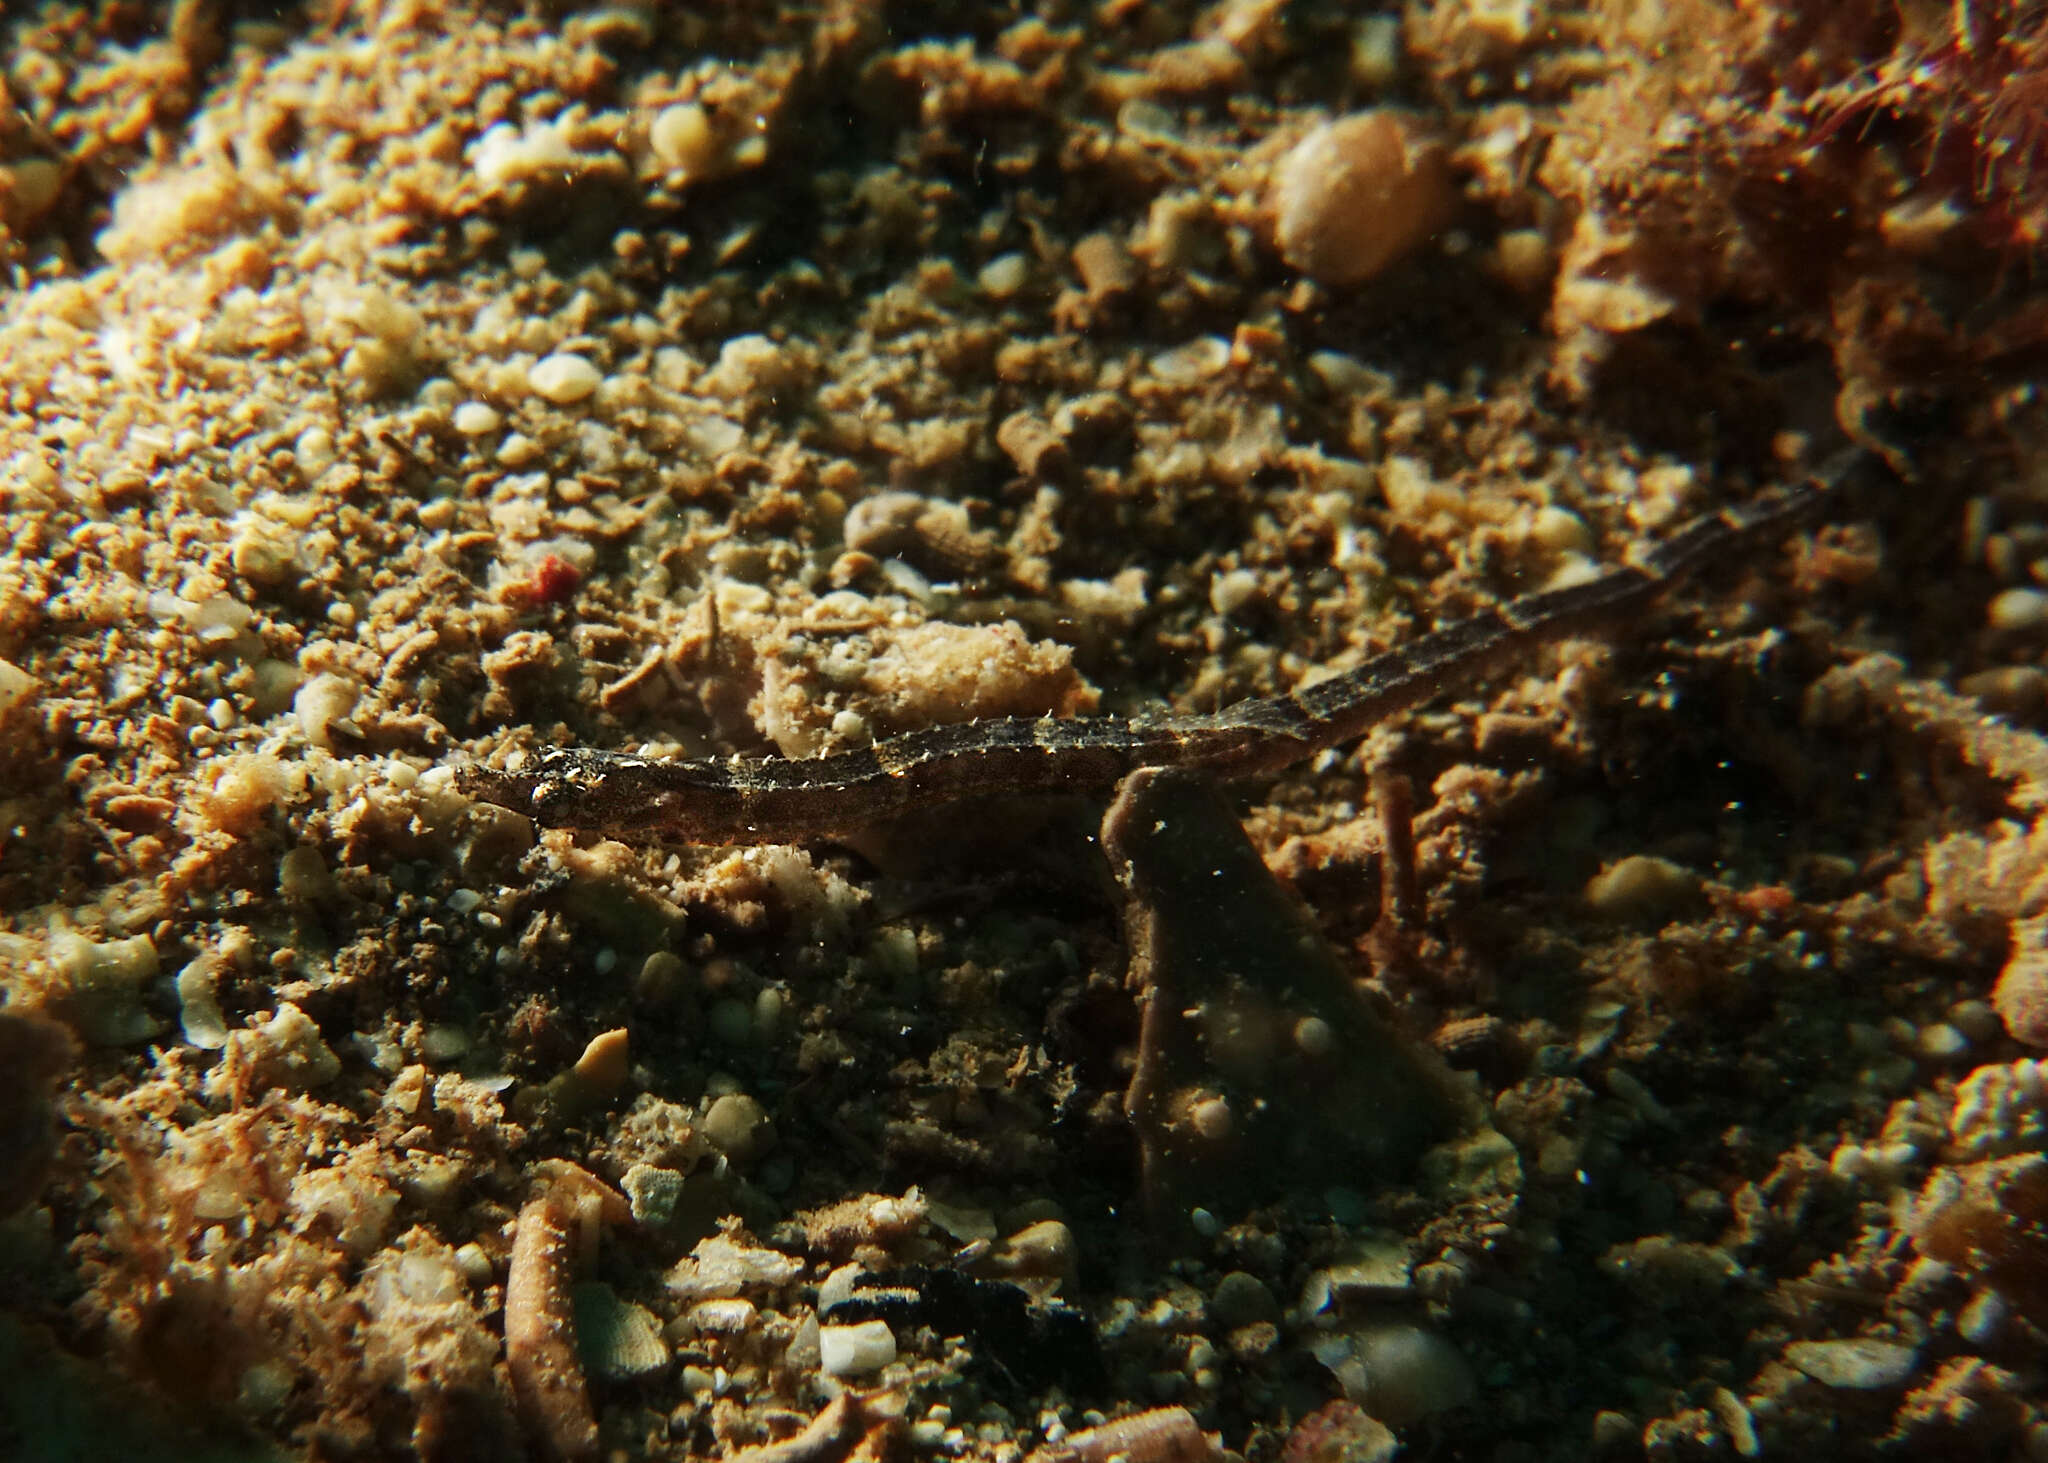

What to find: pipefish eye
left=528, top=777, right=583, bottom=820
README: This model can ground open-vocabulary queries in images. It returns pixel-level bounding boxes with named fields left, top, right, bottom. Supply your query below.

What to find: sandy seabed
left=5, top=2, right=2048, bottom=1460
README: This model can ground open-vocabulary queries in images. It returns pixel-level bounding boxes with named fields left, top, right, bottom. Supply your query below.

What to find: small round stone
left=1988, top=587, right=2048, bottom=634
left=1294, top=1016, right=1336, bottom=1057
left=1347, top=1322, right=1477, bottom=1425
left=452, top=400, right=503, bottom=435
left=708, top=996, right=754, bottom=1046
left=1584, top=854, right=1700, bottom=922
left=1914, top=1022, right=1968, bottom=1061
left=977, top=252, right=1029, bottom=298
left=1529, top=504, right=1594, bottom=556
left=528, top=352, right=602, bottom=404
left=1269, top=110, right=1456, bottom=286
left=1211, top=1271, right=1281, bottom=1329
left=650, top=102, right=719, bottom=176
left=702, top=1093, right=776, bottom=1163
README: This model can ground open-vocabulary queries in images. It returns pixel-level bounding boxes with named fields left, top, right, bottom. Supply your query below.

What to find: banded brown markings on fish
left=455, top=454, right=1858, bottom=844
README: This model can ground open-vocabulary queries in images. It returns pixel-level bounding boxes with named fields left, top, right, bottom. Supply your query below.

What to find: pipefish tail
left=456, top=451, right=1865, bottom=844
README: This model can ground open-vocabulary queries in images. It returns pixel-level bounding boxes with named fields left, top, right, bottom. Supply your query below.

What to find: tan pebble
left=1528, top=504, right=1594, bottom=556
left=0, top=158, right=63, bottom=223
left=1270, top=111, right=1456, bottom=286
left=1489, top=227, right=1552, bottom=292
left=199, top=753, right=289, bottom=836
left=1994, top=917, right=2048, bottom=1048
left=1142, top=38, right=1247, bottom=95
left=1783, top=1337, right=1917, bottom=1389
left=996, top=412, right=1069, bottom=478
left=1072, top=231, right=1136, bottom=298
left=1959, top=665, right=2048, bottom=718
left=229, top=518, right=296, bottom=584
left=1325, top=1322, right=1477, bottom=1425
left=1880, top=193, right=1965, bottom=254
left=978, top=1218, right=1079, bottom=1289
left=278, top=845, right=333, bottom=904
left=1211, top=1270, right=1281, bottom=1329
left=636, top=951, right=687, bottom=1004
left=0, top=658, right=33, bottom=724
left=571, top=1028, right=630, bottom=1097
left=702, top=1092, right=776, bottom=1162
left=1208, top=568, right=1262, bottom=618
left=842, top=491, right=929, bottom=555
left=650, top=102, right=720, bottom=177
left=1584, top=854, right=1700, bottom=922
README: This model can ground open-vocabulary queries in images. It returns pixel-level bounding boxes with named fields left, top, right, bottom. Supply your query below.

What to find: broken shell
left=572, top=1282, right=669, bottom=1380
left=1270, top=111, right=1456, bottom=286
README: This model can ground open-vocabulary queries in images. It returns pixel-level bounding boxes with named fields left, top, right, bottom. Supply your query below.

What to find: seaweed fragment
left=1105, top=768, right=1480, bottom=1248
left=824, top=1265, right=1107, bottom=1396
left=0, top=1009, right=76, bottom=1218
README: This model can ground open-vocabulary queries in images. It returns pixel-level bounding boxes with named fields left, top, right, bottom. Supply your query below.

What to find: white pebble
left=452, top=401, right=503, bottom=435
left=528, top=353, right=602, bottom=405
left=818, top=1319, right=896, bottom=1377
left=472, top=118, right=579, bottom=188
left=977, top=253, right=1029, bottom=298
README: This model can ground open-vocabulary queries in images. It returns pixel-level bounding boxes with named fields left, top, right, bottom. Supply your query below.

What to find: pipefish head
left=455, top=747, right=626, bottom=832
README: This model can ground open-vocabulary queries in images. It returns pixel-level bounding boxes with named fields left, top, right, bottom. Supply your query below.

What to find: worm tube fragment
left=505, top=1194, right=600, bottom=1463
